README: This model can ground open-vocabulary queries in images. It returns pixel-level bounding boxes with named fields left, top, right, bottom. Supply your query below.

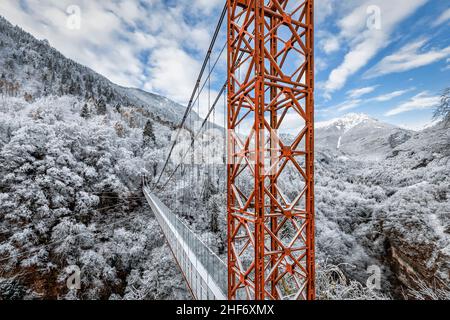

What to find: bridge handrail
left=143, top=184, right=227, bottom=297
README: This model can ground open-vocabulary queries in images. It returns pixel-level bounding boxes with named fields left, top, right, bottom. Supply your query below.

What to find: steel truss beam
left=227, top=0, right=315, bottom=300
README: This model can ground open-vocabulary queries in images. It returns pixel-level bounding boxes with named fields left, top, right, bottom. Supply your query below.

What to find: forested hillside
left=0, top=16, right=189, bottom=299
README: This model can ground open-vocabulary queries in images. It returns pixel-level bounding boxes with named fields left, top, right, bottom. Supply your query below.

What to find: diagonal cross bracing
left=227, top=0, right=315, bottom=300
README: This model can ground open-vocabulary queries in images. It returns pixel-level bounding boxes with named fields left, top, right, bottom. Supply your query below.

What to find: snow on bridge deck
left=143, top=187, right=227, bottom=300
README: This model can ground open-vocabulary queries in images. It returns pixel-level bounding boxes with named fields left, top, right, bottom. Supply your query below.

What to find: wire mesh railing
left=143, top=185, right=227, bottom=300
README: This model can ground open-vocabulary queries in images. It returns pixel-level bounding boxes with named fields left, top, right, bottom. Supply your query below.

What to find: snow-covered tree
left=80, top=103, right=90, bottom=119
left=143, top=120, right=156, bottom=147
left=434, top=87, right=450, bottom=127
left=96, top=99, right=107, bottom=116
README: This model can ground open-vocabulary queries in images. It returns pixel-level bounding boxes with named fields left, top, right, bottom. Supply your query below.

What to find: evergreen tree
left=202, top=173, right=217, bottom=203
left=80, top=103, right=90, bottom=119
left=6, top=126, right=12, bottom=140
left=68, top=80, right=76, bottom=95
left=209, top=200, right=219, bottom=233
left=143, top=120, right=156, bottom=146
left=96, top=99, right=107, bottom=115
left=107, top=91, right=114, bottom=103
left=434, top=87, right=450, bottom=127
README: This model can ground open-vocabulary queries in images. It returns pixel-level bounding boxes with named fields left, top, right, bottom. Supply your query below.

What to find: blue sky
left=314, top=0, right=450, bottom=130
left=0, top=0, right=449, bottom=130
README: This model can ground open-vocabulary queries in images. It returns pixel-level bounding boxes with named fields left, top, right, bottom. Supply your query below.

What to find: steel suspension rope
left=158, top=82, right=227, bottom=192
left=153, top=3, right=227, bottom=189
left=157, top=41, right=247, bottom=192
left=156, top=14, right=249, bottom=192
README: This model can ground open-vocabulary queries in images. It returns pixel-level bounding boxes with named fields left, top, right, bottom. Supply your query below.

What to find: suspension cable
left=157, top=41, right=247, bottom=191
left=156, top=12, right=250, bottom=192
left=158, top=82, right=227, bottom=192
left=153, top=3, right=227, bottom=188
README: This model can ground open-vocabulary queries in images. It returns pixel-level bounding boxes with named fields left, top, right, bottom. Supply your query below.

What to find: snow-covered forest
left=0, top=16, right=189, bottom=299
left=0, top=15, right=449, bottom=300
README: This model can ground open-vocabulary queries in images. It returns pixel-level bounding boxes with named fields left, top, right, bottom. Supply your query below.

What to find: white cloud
left=372, top=89, right=411, bottom=102
left=432, top=8, right=450, bottom=27
left=365, top=39, right=450, bottom=78
left=322, top=35, right=340, bottom=54
left=323, top=88, right=413, bottom=116
left=333, top=99, right=362, bottom=112
left=347, top=86, right=377, bottom=98
left=385, top=92, right=440, bottom=116
left=444, top=58, right=450, bottom=71
left=144, top=46, right=201, bottom=103
left=315, top=57, right=328, bottom=72
left=325, top=34, right=383, bottom=93
left=192, top=0, right=224, bottom=14
left=324, top=0, right=429, bottom=96
left=315, top=0, right=336, bottom=24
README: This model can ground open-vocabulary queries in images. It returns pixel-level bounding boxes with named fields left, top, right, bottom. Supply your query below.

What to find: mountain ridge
left=0, top=14, right=199, bottom=128
left=316, top=113, right=381, bottom=131
left=316, top=113, right=413, bottom=161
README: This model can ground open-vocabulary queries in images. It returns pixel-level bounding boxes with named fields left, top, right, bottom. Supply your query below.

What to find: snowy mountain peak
left=315, top=113, right=412, bottom=160
left=316, top=113, right=374, bottom=132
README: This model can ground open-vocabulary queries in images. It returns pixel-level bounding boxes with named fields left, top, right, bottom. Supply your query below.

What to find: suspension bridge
left=146, top=0, right=315, bottom=300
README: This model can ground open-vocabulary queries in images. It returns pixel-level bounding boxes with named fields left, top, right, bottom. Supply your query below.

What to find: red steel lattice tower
left=227, top=0, right=315, bottom=300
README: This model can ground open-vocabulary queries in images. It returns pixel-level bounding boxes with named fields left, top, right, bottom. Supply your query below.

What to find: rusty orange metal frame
left=227, top=0, right=315, bottom=300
